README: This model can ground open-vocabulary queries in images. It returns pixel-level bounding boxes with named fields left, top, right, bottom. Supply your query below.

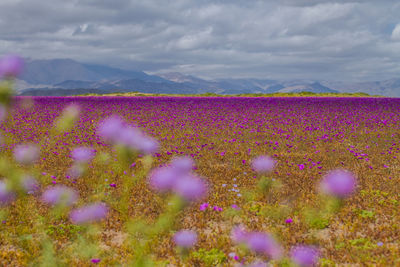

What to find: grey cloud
left=0, top=0, right=400, bottom=82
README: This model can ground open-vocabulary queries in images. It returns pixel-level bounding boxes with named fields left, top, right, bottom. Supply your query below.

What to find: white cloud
left=391, top=23, right=400, bottom=40
left=299, top=3, right=356, bottom=26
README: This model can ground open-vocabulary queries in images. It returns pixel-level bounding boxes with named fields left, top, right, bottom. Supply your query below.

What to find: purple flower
left=290, top=245, right=320, bottom=267
left=70, top=203, right=108, bottom=224
left=118, top=125, right=140, bottom=145
left=252, top=155, right=276, bottom=173
left=298, top=164, right=305, bottom=170
left=285, top=218, right=293, bottom=224
left=0, top=55, right=24, bottom=78
left=119, top=126, right=159, bottom=154
left=42, top=185, right=78, bottom=206
left=173, top=174, right=207, bottom=202
left=149, top=166, right=181, bottom=192
left=0, top=181, right=15, bottom=205
left=199, top=202, right=209, bottom=211
left=97, top=116, right=124, bottom=142
left=13, top=144, right=39, bottom=165
left=319, top=169, right=357, bottom=198
left=91, top=258, right=101, bottom=263
left=213, top=206, right=223, bottom=211
left=231, top=225, right=248, bottom=244
left=246, top=232, right=282, bottom=259
left=71, top=147, right=95, bottom=163
left=149, top=156, right=198, bottom=193
left=173, top=230, right=197, bottom=248
left=109, top=183, right=116, bottom=188
left=134, top=134, right=159, bottom=155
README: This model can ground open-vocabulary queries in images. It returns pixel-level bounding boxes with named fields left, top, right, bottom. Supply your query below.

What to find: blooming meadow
left=0, top=55, right=399, bottom=266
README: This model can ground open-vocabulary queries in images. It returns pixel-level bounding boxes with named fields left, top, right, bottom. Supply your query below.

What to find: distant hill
left=158, top=74, right=339, bottom=94
left=20, top=59, right=169, bottom=85
left=21, top=79, right=199, bottom=96
left=322, top=79, right=400, bottom=97
left=278, top=82, right=337, bottom=93
left=14, top=58, right=400, bottom=96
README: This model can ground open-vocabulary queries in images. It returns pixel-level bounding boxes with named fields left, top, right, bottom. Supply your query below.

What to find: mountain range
left=16, top=59, right=400, bottom=97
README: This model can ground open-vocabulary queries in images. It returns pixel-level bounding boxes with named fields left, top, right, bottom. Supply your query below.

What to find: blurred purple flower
left=0, top=55, right=24, bottom=78
left=97, top=116, right=124, bottom=142
left=246, top=232, right=282, bottom=259
left=298, top=164, right=305, bottom=170
left=149, top=156, right=198, bottom=193
left=290, top=245, right=320, bottom=267
left=149, top=166, right=180, bottom=192
left=173, top=230, right=197, bottom=248
left=252, top=155, right=276, bottom=173
left=98, top=117, right=159, bottom=154
left=117, top=125, right=158, bottom=154
left=13, top=144, right=39, bottom=165
left=70, top=202, right=108, bottom=224
left=173, top=174, right=207, bottom=202
left=319, top=169, right=357, bottom=198
left=119, top=126, right=140, bottom=148
left=285, top=218, right=293, bottom=224
left=231, top=225, right=248, bottom=244
left=71, top=147, right=95, bottom=163
left=42, top=185, right=78, bottom=206
left=134, top=134, right=159, bottom=155
left=0, top=181, right=15, bottom=205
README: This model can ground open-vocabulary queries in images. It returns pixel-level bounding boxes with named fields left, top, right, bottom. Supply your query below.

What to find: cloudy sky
left=1, top=0, right=400, bottom=81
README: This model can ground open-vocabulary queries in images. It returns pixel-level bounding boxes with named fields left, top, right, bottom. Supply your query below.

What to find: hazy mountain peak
left=157, top=72, right=203, bottom=83
left=20, top=58, right=168, bottom=85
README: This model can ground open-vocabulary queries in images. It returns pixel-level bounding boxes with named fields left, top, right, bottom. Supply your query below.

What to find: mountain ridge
left=15, top=58, right=400, bottom=96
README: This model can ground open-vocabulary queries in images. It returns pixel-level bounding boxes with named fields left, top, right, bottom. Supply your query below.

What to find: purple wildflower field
left=0, top=94, right=399, bottom=266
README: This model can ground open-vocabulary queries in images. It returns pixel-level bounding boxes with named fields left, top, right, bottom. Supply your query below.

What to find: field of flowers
left=0, top=94, right=398, bottom=266
left=0, top=56, right=399, bottom=267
